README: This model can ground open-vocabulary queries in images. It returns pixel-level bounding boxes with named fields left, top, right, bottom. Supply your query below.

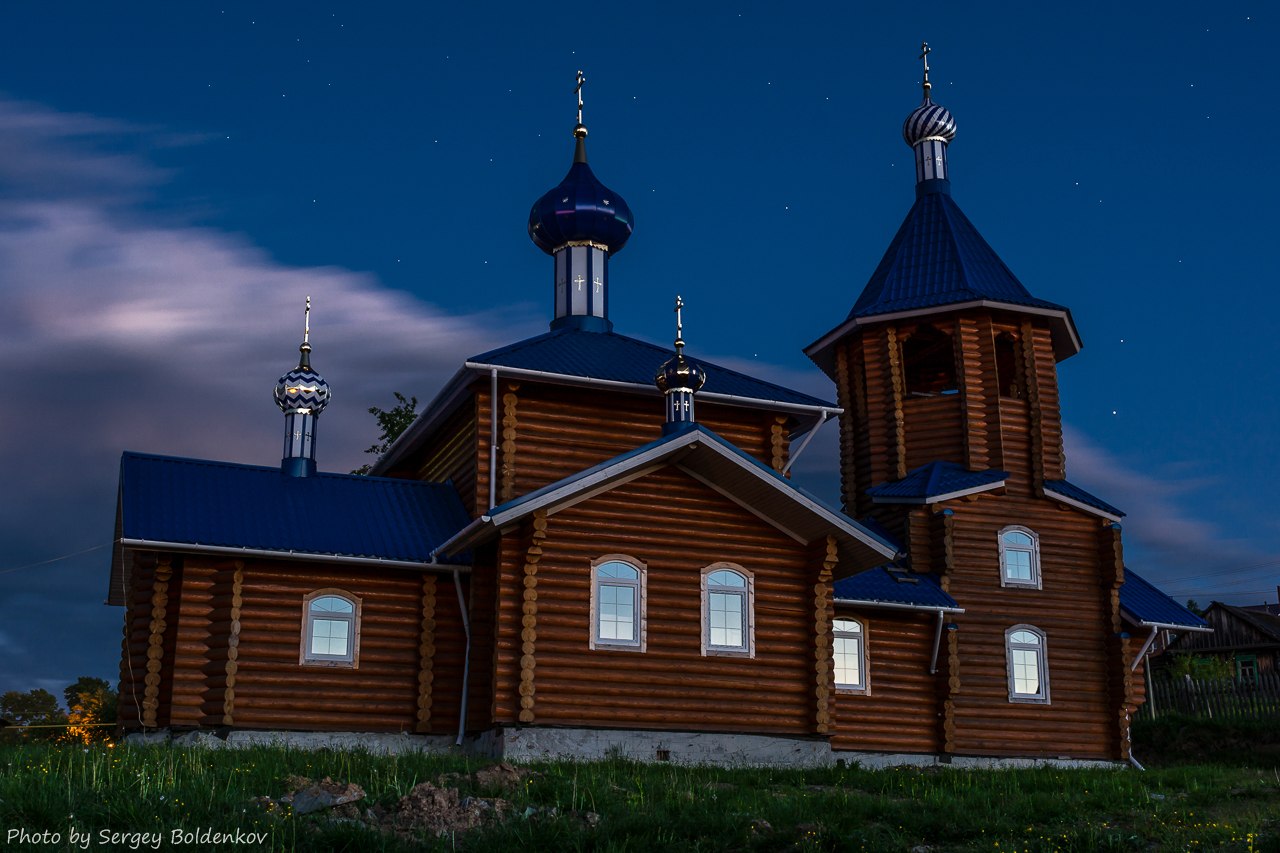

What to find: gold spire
left=919, top=41, right=932, bottom=100
left=574, top=70, right=587, bottom=138
left=674, top=294, right=685, bottom=355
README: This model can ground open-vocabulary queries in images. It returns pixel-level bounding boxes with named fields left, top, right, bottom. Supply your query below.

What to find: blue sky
left=1, top=2, right=1276, bottom=692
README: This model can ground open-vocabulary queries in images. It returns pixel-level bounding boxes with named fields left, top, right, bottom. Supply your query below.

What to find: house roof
left=1213, top=603, right=1280, bottom=643
left=834, top=566, right=963, bottom=613
left=1119, top=568, right=1210, bottom=631
left=109, top=452, right=471, bottom=605
left=1044, top=479, right=1125, bottom=521
left=805, top=190, right=1082, bottom=374
left=435, top=422, right=899, bottom=573
left=866, top=460, right=1007, bottom=504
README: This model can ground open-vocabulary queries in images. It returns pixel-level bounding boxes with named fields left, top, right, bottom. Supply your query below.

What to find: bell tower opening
left=902, top=324, right=957, bottom=396
left=994, top=331, right=1025, bottom=399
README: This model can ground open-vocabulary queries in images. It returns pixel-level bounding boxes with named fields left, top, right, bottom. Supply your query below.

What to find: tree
left=351, top=392, right=418, bottom=475
left=1185, top=599, right=1206, bottom=617
left=0, top=689, right=67, bottom=741
left=61, top=676, right=117, bottom=745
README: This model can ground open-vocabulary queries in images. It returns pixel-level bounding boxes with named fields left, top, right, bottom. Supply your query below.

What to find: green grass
left=0, top=742, right=1277, bottom=851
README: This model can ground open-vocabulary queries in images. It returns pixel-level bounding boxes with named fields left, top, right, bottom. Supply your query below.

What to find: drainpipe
left=489, top=368, right=498, bottom=509
left=782, top=409, right=833, bottom=475
left=452, top=570, right=472, bottom=747
left=929, top=609, right=945, bottom=674
left=1131, top=625, right=1159, bottom=671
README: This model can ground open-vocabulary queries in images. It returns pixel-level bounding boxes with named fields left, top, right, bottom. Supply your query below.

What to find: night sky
left=1, top=2, right=1276, bottom=694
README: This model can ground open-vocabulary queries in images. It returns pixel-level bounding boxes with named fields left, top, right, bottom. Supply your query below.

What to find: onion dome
left=902, top=99, right=956, bottom=147
left=528, top=72, right=633, bottom=255
left=655, top=349, right=706, bottom=394
left=274, top=342, right=331, bottom=414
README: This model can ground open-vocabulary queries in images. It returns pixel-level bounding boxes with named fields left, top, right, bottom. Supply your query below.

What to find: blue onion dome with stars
left=527, top=127, right=633, bottom=255
left=529, top=73, right=633, bottom=333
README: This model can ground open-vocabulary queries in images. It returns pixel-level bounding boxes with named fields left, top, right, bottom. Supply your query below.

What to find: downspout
left=452, top=570, right=472, bottom=747
left=1127, top=626, right=1159, bottom=771
left=489, top=368, right=498, bottom=509
left=782, top=409, right=833, bottom=475
left=929, top=609, right=945, bottom=674
left=1131, top=625, right=1159, bottom=671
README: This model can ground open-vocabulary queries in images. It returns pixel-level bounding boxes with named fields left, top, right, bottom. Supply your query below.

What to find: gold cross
left=575, top=70, right=586, bottom=127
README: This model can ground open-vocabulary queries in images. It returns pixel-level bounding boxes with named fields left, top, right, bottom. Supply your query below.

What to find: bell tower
left=806, top=43, right=1082, bottom=520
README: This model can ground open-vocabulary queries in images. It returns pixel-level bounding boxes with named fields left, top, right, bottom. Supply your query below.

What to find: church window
left=999, top=526, right=1041, bottom=589
left=1006, top=625, right=1049, bottom=703
left=902, top=325, right=958, bottom=396
left=994, top=332, right=1025, bottom=398
left=702, top=564, right=754, bottom=656
left=590, top=556, right=646, bottom=651
left=301, top=590, right=360, bottom=667
left=833, top=618, right=867, bottom=691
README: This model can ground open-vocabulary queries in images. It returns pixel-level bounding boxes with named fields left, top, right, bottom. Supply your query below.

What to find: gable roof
left=1119, top=568, right=1211, bottom=631
left=376, top=327, right=840, bottom=476
left=1043, top=479, right=1125, bottom=521
left=435, top=423, right=899, bottom=573
left=833, top=566, right=963, bottom=613
left=109, top=452, right=471, bottom=605
left=1213, top=603, right=1280, bottom=643
left=866, top=461, right=1007, bottom=504
left=805, top=191, right=1082, bottom=374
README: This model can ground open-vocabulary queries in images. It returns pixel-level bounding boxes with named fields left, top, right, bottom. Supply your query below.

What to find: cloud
left=0, top=95, right=539, bottom=690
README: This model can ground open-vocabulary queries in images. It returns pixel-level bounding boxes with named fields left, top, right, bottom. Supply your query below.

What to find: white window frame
left=1005, top=624, right=1049, bottom=704
left=700, top=563, right=755, bottom=658
left=833, top=617, right=867, bottom=693
left=589, top=555, right=646, bottom=652
left=998, top=525, right=1041, bottom=589
left=300, top=589, right=361, bottom=668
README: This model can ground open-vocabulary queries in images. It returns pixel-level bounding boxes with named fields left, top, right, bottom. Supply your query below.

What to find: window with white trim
left=832, top=618, right=866, bottom=692
left=702, top=565, right=753, bottom=656
left=301, top=591, right=360, bottom=667
left=999, top=526, right=1041, bottom=588
left=1006, top=625, right=1049, bottom=703
left=590, top=557, right=645, bottom=651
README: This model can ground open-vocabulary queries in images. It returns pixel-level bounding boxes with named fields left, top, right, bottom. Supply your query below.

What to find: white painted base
left=123, top=726, right=1121, bottom=770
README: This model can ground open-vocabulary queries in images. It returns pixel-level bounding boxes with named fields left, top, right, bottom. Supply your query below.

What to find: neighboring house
left=109, top=59, right=1200, bottom=766
left=1241, top=587, right=1280, bottom=617
left=1163, top=602, right=1280, bottom=682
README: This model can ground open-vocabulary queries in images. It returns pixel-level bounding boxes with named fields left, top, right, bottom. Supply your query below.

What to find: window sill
left=301, top=659, right=358, bottom=669
left=703, top=647, right=753, bottom=658
left=835, top=686, right=868, bottom=695
left=1008, top=695, right=1050, bottom=705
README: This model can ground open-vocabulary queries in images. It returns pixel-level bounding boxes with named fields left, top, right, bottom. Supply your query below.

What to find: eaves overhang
left=834, top=596, right=965, bottom=614
left=869, top=480, right=1006, bottom=505
left=1043, top=486, right=1124, bottom=523
left=805, top=300, right=1083, bottom=378
left=119, top=538, right=470, bottom=574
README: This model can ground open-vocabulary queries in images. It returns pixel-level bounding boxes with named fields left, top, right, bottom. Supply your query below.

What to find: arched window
left=994, top=332, right=1024, bottom=399
left=1006, top=625, right=1049, bottom=703
left=702, top=564, right=754, bottom=656
left=301, top=590, right=360, bottom=667
left=590, top=556, right=646, bottom=651
left=902, top=325, right=957, bottom=396
left=998, top=525, right=1041, bottom=589
left=832, top=618, right=866, bottom=692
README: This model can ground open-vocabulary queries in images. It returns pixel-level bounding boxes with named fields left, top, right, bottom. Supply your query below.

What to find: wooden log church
left=108, top=56, right=1207, bottom=765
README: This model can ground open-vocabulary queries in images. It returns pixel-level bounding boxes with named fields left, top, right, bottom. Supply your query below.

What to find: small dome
left=528, top=137, right=633, bottom=255
left=902, top=99, right=957, bottom=147
left=274, top=343, right=331, bottom=414
left=655, top=352, right=706, bottom=394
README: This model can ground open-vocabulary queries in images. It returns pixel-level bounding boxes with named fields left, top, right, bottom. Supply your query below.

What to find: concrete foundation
left=123, top=726, right=1121, bottom=770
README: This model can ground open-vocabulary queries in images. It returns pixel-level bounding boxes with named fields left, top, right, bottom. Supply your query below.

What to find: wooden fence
left=1138, top=672, right=1280, bottom=721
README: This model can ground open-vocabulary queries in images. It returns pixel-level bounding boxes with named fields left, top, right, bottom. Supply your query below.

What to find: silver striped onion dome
left=274, top=343, right=331, bottom=414
left=902, top=100, right=957, bottom=147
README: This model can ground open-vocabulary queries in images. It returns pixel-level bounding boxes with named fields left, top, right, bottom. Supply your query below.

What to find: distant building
left=108, top=55, right=1205, bottom=766
left=1163, top=603, right=1280, bottom=682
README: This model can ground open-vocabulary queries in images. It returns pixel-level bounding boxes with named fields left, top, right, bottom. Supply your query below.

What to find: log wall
left=830, top=610, right=942, bottom=754
left=118, top=557, right=470, bottom=735
left=943, top=493, right=1119, bottom=759
left=489, top=467, right=818, bottom=734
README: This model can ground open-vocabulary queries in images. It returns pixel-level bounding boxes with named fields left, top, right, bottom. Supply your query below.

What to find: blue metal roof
left=118, top=452, right=471, bottom=565
left=1120, top=568, right=1209, bottom=630
left=849, top=191, right=1068, bottom=319
left=866, top=460, right=1007, bottom=503
left=834, top=566, right=961, bottom=612
left=468, top=328, right=833, bottom=409
left=1044, top=479, right=1126, bottom=519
